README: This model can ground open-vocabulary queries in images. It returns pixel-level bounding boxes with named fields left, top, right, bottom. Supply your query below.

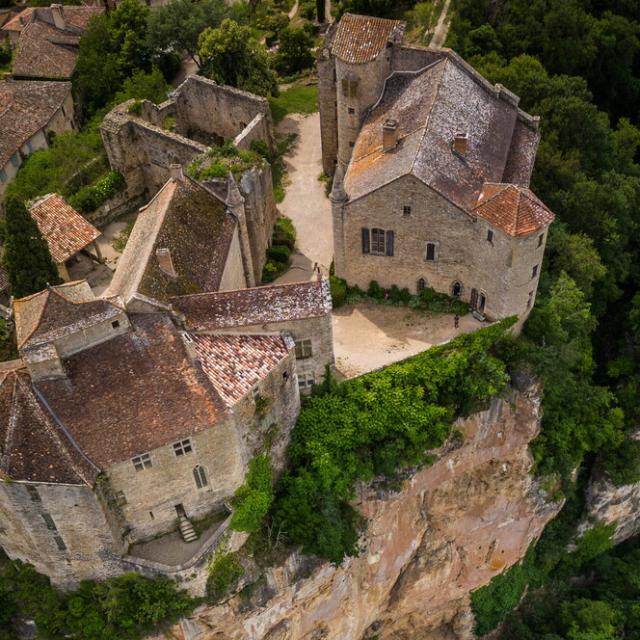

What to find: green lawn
left=269, top=84, right=318, bottom=123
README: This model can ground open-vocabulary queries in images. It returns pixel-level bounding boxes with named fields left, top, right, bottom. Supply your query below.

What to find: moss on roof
left=187, top=141, right=265, bottom=181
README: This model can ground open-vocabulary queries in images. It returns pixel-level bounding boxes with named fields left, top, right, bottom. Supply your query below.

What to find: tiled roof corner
left=332, top=13, right=405, bottom=63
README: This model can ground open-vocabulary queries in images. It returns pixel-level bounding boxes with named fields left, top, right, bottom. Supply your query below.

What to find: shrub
left=68, top=171, right=126, bottom=214
left=273, top=215, right=296, bottom=249
left=230, top=455, right=275, bottom=534
left=267, top=244, right=292, bottom=264
left=206, top=550, right=243, bottom=603
left=330, top=275, right=347, bottom=307
left=261, top=259, right=283, bottom=283
left=367, top=280, right=384, bottom=299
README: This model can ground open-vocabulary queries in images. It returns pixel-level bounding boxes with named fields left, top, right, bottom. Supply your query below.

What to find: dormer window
left=452, top=133, right=468, bottom=156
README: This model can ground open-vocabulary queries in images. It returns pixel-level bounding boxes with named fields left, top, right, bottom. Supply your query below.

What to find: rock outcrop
left=171, top=382, right=560, bottom=640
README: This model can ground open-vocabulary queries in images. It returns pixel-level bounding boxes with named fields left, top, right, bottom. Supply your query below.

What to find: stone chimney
left=169, top=164, right=184, bottom=182
left=156, top=248, right=177, bottom=279
left=452, top=133, right=468, bottom=156
left=382, top=119, right=399, bottom=152
left=50, top=4, right=66, bottom=30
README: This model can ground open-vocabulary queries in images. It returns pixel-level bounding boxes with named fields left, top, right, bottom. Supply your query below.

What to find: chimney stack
left=382, top=119, right=399, bottom=152
left=169, top=164, right=184, bottom=182
left=50, top=4, right=66, bottom=30
left=452, top=133, right=468, bottom=156
left=156, top=248, right=177, bottom=279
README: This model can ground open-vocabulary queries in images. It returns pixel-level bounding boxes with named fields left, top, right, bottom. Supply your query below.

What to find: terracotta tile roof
left=0, top=79, right=71, bottom=171
left=0, top=362, right=98, bottom=484
left=345, top=50, right=541, bottom=213
left=473, top=183, right=555, bottom=237
left=193, top=334, right=290, bottom=406
left=171, top=278, right=333, bottom=331
left=6, top=6, right=103, bottom=79
left=332, top=13, right=404, bottom=63
left=30, top=193, right=100, bottom=264
left=36, top=314, right=226, bottom=469
left=106, top=177, right=234, bottom=305
left=14, top=281, right=121, bottom=350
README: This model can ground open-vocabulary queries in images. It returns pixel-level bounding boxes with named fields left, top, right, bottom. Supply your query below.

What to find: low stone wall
left=84, top=187, right=145, bottom=227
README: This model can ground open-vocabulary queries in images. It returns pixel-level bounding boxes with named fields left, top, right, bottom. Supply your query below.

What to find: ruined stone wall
left=0, top=481, right=123, bottom=589
left=394, top=45, right=441, bottom=72
left=218, top=227, right=248, bottom=292
left=336, top=174, right=546, bottom=320
left=317, top=47, right=338, bottom=175
left=173, top=76, right=273, bottom=151
left=234, top=113, right=270, bottom=151
left=169, top=381, right=560, bottom=639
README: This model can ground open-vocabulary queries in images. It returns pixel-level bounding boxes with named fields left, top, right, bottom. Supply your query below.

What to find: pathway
left=274, top=112, right=333, bottom=283
left=429, top=0, right=453, bottom=48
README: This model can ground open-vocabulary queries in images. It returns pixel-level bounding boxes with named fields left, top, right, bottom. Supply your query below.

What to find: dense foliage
left=198, top=19, right=278, bottom=96
left=262, top=215, right=296, bottom=282
left=274, top=27, right=315, bottom=75
left=206, top=550, right=244, bottom=603
left=0, top=551, right=194, bottom=640
left=272, top=321, right=514, bottom=562
left=230, top=455, right=275, bottom=534
left=187, top=141, right=264, bottom=180
left=2, top=195, right=62, bottom=298
left=68, top=171, right=126, bottom=214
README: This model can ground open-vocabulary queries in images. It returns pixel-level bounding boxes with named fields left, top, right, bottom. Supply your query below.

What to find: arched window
left=452, top=281, right=462, bottom=298
left=193, top=465, right=208, bottom=489
left=417, top=277, right=426, bottom=293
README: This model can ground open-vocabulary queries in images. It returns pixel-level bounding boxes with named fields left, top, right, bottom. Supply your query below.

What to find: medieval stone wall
left=0, top=481, right=123, bottom=589
left=317, top=49, right=338, bottom=175
left=334, top=174, right=545, bottom=320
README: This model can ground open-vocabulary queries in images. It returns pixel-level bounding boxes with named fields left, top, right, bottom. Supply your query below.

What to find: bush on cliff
left=272, top=320, right=515, bottom=562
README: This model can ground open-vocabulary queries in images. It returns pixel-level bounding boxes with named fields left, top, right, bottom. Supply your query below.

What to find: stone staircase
left=178, top=515, right=198, bottom=543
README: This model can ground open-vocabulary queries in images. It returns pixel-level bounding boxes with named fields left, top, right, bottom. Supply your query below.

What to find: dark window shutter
left=386, top=230, right=394, bottom=256
left=342, top=79, right=349, bottom=96
left=361, top=228, right=370, bottom=254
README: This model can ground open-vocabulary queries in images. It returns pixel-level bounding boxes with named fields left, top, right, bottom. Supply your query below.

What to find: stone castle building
left=320, top=14, right=555, bottom=320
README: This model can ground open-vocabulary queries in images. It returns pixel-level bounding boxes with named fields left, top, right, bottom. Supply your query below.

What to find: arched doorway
left=452, top=281, right=462, bottom=298
left=417, top=277, right=427, bottom=294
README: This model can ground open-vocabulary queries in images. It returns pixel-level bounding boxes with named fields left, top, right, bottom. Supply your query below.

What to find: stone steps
left=178, top=515, right=198, bottom=543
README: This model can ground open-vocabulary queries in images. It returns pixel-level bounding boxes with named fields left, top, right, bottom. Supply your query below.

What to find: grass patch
left=112, top=220, right=135, bottom=253
left=187, top=141, right=263, bottom=180
left=269, top=84, right=318, bottom=123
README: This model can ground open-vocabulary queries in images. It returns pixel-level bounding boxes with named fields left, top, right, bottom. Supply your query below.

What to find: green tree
left=2, top=195, right=62, bottom=298
left=112, top=67, right=171, bottom=105
left=230, top=455, right=274, bottom=533
left=147, top=0, right=226, bottom=67
left=198, top=19, right=278, bottom=96
left=275, top=26, right=315, bottom=75
left=561, top=599, right=618, bottom=640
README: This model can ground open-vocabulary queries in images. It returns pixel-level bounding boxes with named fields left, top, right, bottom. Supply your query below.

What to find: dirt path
left=333, top=303, right=486, bottom=379
left=429, top=0, right=453, bottom=48
left=288, top=0, right=299, bottom=19
left=274, top=112, right=333, bottom=283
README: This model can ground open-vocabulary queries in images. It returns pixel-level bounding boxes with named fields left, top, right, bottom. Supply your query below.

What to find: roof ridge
left=473, top=183, right=510, bottom=210
left=16, top=289, right=50, bottom=348
left=173, top=278, right=322, bottom=300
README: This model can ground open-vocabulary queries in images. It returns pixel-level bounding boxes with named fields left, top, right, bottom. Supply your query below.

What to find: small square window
left=295, top=339, right=313, bottom=359
left=532, top=264, right=539, bottom=279
left=132, top=452, right=152, bottom=471
left=348, top=107, right=355, bottom=114
left=349, top=141, right=354, bottom=148
left=487, top=229, right=493, bottom=243
left=298, top=372, right=316, bottom=389
left=403, top=206, right=411, bottom=216
left=173, top=438, right=193, bottom=457
left=111, top=320, right=120, bottom=329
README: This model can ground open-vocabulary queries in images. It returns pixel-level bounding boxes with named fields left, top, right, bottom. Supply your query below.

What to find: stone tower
left=317, top=14, right=405, bottom=175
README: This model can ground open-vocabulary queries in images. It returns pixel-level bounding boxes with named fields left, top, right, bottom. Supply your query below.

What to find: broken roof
left=0, top=360, right=98, bottom=484
left=171, top=278, right=332, bottom=331
left=0, top=79, right=71, bottom=171
left=106, top=177, right=235, bottom=306
left=331, top=13, right=405, bottom=64
left=193, top=334, right=290, bottom=407
left=473, top=183, right=555, bottom=237
left=7, top=5, right=103, bottom=79
left=30, top=193, right=100, bottom=264
left=36, top=314, right=226, bottom=469
left=344, top=51, right=547, bottom=227
left=14, top=281, right=121, bottom=350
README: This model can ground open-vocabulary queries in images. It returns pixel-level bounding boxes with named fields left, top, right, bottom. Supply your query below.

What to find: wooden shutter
left=386, top=230, right=394, bottom=256
left=361, top=228, right=370, bottom=254
left=342, top=78, right=349, bottom=96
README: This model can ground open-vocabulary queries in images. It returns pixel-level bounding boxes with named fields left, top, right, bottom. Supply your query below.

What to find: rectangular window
left=298, top=372, right=316, bottom=389
left=348, top=107, right=355, bottom=114
left=341, top=78, right=349, bottom=96
left=403, top=206, right=411, bottom=216
left=527, top=291, right=534, bottom=309
left=42, top=513, right=57, bottom=531
left=173, top=438, right=193, bottom=457
left=193, top=465, right=208, bottom=489
left=425, top=242, right=437, bottom=261
left=487, top=229, right=493, bottom=243
left=26, top=485, right=40, bottom=502
left=532, top=264, right=539, bottom=279
left=295, top=339, right=313, bottom=359
left=538, top=233, right=544, bottom=247
left=371, top=228, right=385, bottom=254
left=111, top=320, right=120, bottom=329
left=132, top=452, right=152, bottom=471
left=385, top=230, right=394, bottom=256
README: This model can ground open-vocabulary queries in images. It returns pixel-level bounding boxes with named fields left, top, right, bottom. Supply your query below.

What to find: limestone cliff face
left=172, top=382, right=560, bottom=640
